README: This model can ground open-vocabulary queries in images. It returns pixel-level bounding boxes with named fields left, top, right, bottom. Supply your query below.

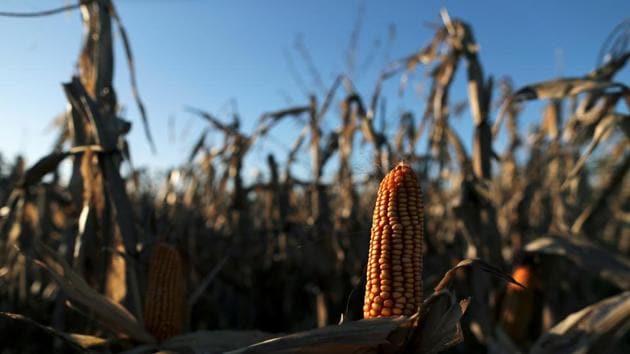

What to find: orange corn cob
left=500, top=264, right=536, bottom=343
left=364, top=162, right=424, bottom=318
left=508, top=264, right=534, bottom=290
left=143, top=242, right=187, bottom=341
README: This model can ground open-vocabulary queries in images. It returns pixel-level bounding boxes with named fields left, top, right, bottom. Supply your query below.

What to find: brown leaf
left=31, top=240, right=155, bottom=343
left=412, top=291, right=469, bottom=354
left=434, top=258, right=525, bottom=293
left=160, top=330, right=275, bottom=354
left=20, top=151, right=70, bottom=188
left=225, top=317, right=413, bottom=354
left=513, top=79, right=627, bottom=102
left=563, top=113, right=624, bottom=185
left=109, top=2, right=156, bottom=153
left=530, top=291, right=630, bottom=354
left=524, top=237, right=630, bottom=290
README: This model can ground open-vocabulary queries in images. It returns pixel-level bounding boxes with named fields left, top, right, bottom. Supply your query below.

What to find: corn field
left=0, top=2, right=629, bottom=354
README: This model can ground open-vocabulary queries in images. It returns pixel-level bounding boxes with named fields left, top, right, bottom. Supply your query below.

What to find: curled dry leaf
left=530, top=291, right=630, bottom=354
left=109, top=1, right=156, bottom=154
left=412, top=291, right=470, bottom=354
left=19, top=151, right=71, bottom=188
left=524, top=237, right=630, bottom=290
left=512, top=79, right=627, bottom=102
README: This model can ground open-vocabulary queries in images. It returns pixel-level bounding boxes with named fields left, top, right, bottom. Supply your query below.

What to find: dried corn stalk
left=364, top=162, right=424, bottom=318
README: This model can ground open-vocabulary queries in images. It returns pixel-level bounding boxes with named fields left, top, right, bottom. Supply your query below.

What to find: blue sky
left=0, top=0, right=628, bottom=178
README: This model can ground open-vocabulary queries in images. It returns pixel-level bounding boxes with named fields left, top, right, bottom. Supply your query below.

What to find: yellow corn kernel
left=364, top=162, right=424, bottom=319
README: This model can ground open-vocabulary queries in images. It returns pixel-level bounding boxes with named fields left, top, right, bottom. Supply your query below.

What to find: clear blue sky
left=0, top=0, right=628, bottom=178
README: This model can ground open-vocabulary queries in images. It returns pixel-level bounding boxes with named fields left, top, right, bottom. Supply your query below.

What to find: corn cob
left=500, top=264, right=536, bottom=343
left=364, top=162, right=424, bottom=318
left=508, top=264, right=534, bottom=291
left=143, top=242, right=187, bottom=341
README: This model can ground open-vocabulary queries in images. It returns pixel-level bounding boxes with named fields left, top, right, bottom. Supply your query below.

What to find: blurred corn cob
left=143, top=242, right=187, bottom=341
left=363, top=162, right=424, bottom=318
left=499, top=263, right=537, bottom=344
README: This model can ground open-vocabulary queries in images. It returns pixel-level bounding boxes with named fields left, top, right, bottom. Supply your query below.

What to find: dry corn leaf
left=257, top=105, right=311, bottom=137
left=31, top=240, right=155, bottom=343
left=589, top=52, right=630, bottom=81
left=109, top=2, right=156, bottom=154
left=524, top=237, right=630, bottom=290
left=188, top=128, right=209, bottom=163
left=513, top=79, right=627, bottom=102
left=0, top=312, right=108, bottom=350
left=412, top=291, right=469, bottom=354
left=19, top=151, right=70, bottom=188
left=225, top=316, right=413, bottom=354
left=564, top=113, right=625, bottom=185
left=217, top=291, right=466, bottom=354
left=571, top=152, right=630, bottom=234
left=530, top=291, right=630, bottom=354
left=434, top=258, right=525, bottom=293
left=160, top=330, right=275, bottom=354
